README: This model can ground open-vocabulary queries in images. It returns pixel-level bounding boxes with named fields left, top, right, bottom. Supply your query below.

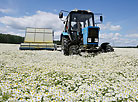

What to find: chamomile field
left=0, top=44, right=138, bottom=102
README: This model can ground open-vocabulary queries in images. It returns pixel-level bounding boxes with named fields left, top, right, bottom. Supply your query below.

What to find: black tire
left=69, top=45, right=80, bottom=55
left=105, top=45, right=114, bottom=52
left=61, top=37, right=69, bottom=56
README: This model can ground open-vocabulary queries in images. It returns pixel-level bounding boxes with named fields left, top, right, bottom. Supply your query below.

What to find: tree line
left=0, top=33, right=24, bottom=44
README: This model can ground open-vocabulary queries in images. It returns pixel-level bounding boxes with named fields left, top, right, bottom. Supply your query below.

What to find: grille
left=88, top=28, right=99, bottom=43
left=88, top=28, right=99, bottom=38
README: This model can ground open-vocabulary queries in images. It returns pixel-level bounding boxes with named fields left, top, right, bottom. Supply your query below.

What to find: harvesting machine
left=59, top=9, right=114, bottom=55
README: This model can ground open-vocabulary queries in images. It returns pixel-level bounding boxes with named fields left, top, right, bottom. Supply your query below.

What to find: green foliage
left=53, top=40, right=61, bottom=45
left=0, top=33, right=24, bottom=44
left=2, top=92, right=11, bottom=101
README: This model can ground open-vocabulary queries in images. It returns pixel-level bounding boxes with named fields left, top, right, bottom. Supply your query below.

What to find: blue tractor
left=59, top=9, right=114, bottom=55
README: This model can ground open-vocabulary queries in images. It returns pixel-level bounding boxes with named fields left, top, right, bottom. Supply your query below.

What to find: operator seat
left=71, top=22, right=82, bottom=41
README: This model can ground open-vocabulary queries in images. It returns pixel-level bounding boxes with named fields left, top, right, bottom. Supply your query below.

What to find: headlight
left=95, top=38, right=98, bottom=42
left=88, top=38, right=91, bottom=42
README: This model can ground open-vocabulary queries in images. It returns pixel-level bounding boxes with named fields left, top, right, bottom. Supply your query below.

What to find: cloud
left=99, top=23, right=138, bottom=46
left=0, top=11, right=63, bottom=31
left=0, top=26, right=24, bottom=36
left=54, top=9, right=58, bottom=12
left=125, top=34, right=138, bottom=38
left=100, top=22, right=121, bottom=31
left=100, top=32, right=121, bottom=40
left=0, top=8, right=13, bottom=14
left=0, top=10, right=64, bottom=38
left=99, top=32, right=138, bottom=46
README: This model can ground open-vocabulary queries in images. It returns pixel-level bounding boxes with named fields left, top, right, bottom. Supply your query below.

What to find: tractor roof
left=70, top=9, right=94, bottom=15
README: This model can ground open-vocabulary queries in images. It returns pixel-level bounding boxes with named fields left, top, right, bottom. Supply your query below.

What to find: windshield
left=71, top=13, right=94, bottom=29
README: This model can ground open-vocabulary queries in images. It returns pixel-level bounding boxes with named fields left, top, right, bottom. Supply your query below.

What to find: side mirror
left=59, top=12, right=63, bottom=18
left=100, top=16, right=103, bottom=22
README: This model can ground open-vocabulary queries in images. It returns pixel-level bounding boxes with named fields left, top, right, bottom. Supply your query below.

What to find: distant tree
left=137, top=45, right=138, bottom=48
left=0, top=33, right=24, bottom=44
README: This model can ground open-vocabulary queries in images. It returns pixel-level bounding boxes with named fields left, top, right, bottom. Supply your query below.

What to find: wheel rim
left=69, top=45, right=79, bottom=55
left=106, top=45, right=112, bottom=52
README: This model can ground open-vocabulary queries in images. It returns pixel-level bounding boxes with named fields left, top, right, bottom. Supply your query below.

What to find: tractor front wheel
left=105, top=44, right=114, bottom=52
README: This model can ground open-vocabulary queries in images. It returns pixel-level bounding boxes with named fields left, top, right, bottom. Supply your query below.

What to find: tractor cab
left=60, top=10, right=101, bottom=44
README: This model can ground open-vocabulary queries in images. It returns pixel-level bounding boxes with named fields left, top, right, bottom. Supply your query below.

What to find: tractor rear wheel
left=61, top=37, right=69, bottom=55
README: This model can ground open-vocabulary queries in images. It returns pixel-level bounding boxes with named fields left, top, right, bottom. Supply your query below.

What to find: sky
left=0, top=0, right=138, bottom=46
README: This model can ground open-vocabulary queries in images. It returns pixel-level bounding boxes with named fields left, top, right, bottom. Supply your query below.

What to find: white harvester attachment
left=19, top=27, right=56, bottom=50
